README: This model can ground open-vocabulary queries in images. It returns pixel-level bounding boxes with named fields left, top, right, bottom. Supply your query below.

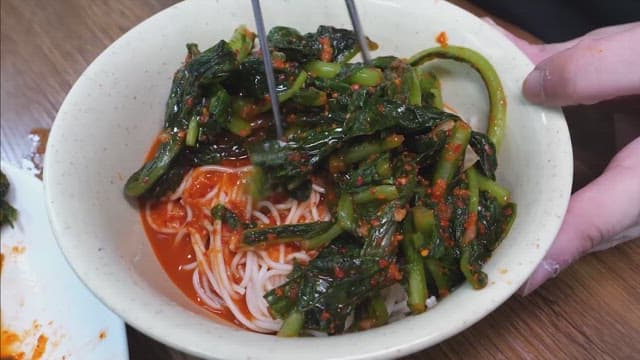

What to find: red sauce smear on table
left=30, top=335, right=48, bottom=360
left=0, top=330, right=47, bottom=360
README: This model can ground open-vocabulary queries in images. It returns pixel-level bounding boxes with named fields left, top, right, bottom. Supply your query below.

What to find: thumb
left=482, top=18, right=640, bottom=65
left=522, top=24, right=640, bottom=106
left=521, top=137, right=640, bottom=295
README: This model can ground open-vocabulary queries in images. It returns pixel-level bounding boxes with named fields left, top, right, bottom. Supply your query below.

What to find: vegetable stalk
left=277, top=310, right=304, bottom=337
left=432, top=120, right=472, bottom=192
left=409, top=46, right=507, bottom=151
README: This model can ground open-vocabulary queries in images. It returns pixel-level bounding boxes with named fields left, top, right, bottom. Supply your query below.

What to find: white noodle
left=258, top=201, right=281, bottom=225
left=181, top=261, right=198, bottom=271
left=251, top=319, right=282, bottom=332
left=252, top=211, right=270, bottom=225
left=246, top=265, right=271, bottom=320
left=203, top=185, right=220, bottom=203
left=188, top=203, right=269, bottom=329
left=198, top=164, right=254, bottom=174
left=193, top=268, right=223, bottom=309
left=191, top=232, right=224, bottom=300
left=209, top=221, right=241, bottom=299
left=202, top=219, right=214, bottom=232
left=145, top=201, right=180, bottom=234
left=230, top=251, right=246, bottom=278
left=258, top=251, right=293, bottom=272
left=185, top=204, right=193, bottom=223
left=265, top=269, right=289, bottom=289
left=170, top=170, right=194, bottom=200
left=285, top=200, right=298, bottom=224
left=200, top=271, right=223, bottom=305
left=245, top=195, right=253, bottom=220
left=312, top=183, right=326, bottom=193
left=311, top=205, right=320, bottom=221
left=290, top=203, right=306, bottom=223
left=234, top=165, right=254, bottom=173
left=275, top=199, right=295, bottom=210
left=230, top=186, right=239, bottom=201
left=286, top=251, right=311, bottom=263
left=150, top=165, right=338, bottom=333
left=198, top=165, right=237, bottom=173
left=305, top=330, right=329, bottom=337
left=172, top=227, right=189, bottom=247
left=238, top=251, right=256, bottom=288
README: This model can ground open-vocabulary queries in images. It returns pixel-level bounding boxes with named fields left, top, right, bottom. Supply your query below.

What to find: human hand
left=497, top=21, right=640, bottom=106
left=485, top=20, right=640, bottom=295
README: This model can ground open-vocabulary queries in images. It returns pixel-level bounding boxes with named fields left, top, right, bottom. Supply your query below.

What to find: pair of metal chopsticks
left=250, top=0, right=371, bottom=138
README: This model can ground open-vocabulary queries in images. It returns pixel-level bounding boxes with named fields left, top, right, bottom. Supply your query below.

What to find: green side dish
left=124, top=25, right=516, bottom=336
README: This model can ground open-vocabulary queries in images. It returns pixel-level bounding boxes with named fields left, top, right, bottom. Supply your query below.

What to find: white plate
left=1, top=163, right=129, bottom=360
left=44, top=0, right=573, bottom=359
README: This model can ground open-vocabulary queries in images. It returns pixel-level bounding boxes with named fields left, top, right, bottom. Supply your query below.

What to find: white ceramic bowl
left=44, top=0, right=572, bottom=359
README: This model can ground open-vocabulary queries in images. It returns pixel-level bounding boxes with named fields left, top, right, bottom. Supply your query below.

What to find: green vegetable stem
left=409, top=46, right=507, bottom=151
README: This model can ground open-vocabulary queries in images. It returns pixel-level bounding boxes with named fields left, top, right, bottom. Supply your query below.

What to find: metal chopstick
left=251, top=0, right=371, bottom=139
left=250, top=0, right=284, bottom=139
left=344, top=0, right=371, bottom=64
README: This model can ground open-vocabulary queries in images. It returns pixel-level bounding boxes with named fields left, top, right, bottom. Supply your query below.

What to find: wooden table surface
left=2, top=1, right=638, bottom=359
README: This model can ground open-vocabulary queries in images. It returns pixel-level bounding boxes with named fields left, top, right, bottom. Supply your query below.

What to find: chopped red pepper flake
left=357, top=222, right=370, bottom=236
left=387, top=263, right=402, bottom=280
left=319, top=36, right=333, bottom=62
left=431, top=179, right=447, bottom=201
left=272, top=57, right=287, bottom=70
left=436, top=31, right=448, bottom=47
left=478, top=222, right=487, bottom=234
left=287, top=114, right=298, bottom=123
left=158, top=132, right=170, bottom=142
left=393, top=207, right=407, bottom=222
left=288, top=152, right=302, bottom=162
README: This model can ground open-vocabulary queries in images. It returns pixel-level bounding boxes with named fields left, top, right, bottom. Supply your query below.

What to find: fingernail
left=520, top=259, right=560, bottom=296
left=522, top=68, right=546, bottom=104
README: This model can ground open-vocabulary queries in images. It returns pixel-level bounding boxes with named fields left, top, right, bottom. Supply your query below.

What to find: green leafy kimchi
left=125, top=25, right=516, bottom=336
left=1, top=170, right=18, bottom=228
